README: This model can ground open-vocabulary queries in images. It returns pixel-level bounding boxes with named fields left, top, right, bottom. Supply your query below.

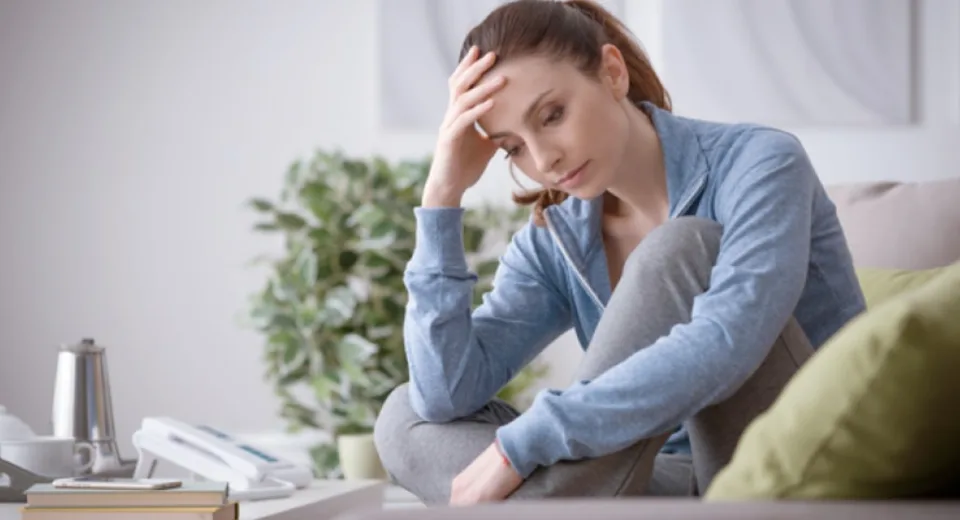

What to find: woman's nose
left=530, top=144, right=562, bottom=177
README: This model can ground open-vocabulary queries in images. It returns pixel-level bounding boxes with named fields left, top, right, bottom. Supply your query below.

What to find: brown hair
left=460, top=0, right=671, bottom=226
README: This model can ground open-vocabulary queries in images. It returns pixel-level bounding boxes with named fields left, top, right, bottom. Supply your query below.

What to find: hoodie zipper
left=672, top=174, right=707, bottom=218
left=544, top=211, right=606, bottom=311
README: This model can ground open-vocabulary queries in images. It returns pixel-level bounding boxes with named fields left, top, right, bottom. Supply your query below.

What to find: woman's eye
left=504, top=145, right=523, bottom=158
left=543, top=106, right=565, bottom=125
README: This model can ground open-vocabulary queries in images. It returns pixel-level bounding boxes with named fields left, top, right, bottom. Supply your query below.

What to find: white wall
left=0, top=0, right=958, bottom=460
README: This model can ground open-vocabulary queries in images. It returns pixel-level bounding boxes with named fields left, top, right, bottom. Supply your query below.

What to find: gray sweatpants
left=374, top=217, right=814, bottom=504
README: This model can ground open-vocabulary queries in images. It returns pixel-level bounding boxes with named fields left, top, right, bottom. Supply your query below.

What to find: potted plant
left=246, top=149, right=546, bottom=479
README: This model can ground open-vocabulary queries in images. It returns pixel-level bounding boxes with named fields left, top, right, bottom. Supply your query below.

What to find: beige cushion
left=825, top=178, right=960, bottom=269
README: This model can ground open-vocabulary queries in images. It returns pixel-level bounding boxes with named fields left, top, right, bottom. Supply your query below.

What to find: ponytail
left=564, top=0, right=671, bottom=111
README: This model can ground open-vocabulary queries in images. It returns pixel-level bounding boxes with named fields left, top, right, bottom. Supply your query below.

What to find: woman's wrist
left=422, top=180, right=465, bottom=208
left=493, top=439, right=511, bottom=468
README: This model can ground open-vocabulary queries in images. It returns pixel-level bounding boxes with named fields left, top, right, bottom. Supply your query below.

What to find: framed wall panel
left=660, top=0, right=915, bottom=126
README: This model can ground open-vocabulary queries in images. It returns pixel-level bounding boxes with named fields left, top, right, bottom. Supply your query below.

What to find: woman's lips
left=557, top=161, right=589, bottom=189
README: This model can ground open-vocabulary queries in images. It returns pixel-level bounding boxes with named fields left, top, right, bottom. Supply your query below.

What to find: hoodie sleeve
left=402, top=206, right=573, bottom=423
left=495, top=130, right=818, bottom=478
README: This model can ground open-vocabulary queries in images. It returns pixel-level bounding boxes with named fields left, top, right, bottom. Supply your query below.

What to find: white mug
left=0, top=436, right=95, bottom=477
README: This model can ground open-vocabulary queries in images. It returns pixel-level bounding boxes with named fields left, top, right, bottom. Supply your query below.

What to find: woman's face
left=475, top=45, right=632, bottom=199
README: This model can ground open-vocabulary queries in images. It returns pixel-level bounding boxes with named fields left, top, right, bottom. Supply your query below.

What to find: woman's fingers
left=447, top=98, right=495, bottom=134
left=440, top=46, right=503, bottom=136
left=442, top=76, right=504, bottom=133
left=455, top=75, right=506, bottom=114
left=450, top=45, right=480, bottom=84
left=451, top=50, right=498, bottom=99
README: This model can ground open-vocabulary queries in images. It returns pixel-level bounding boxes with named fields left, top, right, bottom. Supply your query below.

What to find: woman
left=374, top=0, right=865, bottom=506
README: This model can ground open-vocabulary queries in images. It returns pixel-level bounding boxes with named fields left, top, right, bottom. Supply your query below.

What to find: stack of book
left=19, top=481, right=236, bottom=519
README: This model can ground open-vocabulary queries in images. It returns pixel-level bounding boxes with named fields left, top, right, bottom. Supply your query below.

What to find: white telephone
left=131, top=417, right=314, bottom=501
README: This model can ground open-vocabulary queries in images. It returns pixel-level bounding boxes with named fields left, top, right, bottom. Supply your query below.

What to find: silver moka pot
left=51, top=338, right=127, bottom=475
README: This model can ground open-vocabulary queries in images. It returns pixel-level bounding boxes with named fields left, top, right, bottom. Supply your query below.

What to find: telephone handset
left=131, top=417, right=314, bottom=501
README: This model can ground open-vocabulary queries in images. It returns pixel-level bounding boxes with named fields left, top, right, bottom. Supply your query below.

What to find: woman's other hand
left=449, top=440, right=523, bottom=506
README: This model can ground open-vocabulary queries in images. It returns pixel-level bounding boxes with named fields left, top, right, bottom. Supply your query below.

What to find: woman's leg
left=374, top=384, right=521, bottom=503
left=375, top=216, right=814, bottom=503
left=554, top=216, right=815, bottom=496
left=374, top=383, right=695, bottom=503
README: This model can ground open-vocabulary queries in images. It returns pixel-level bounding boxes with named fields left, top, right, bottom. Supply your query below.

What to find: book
left=24, top=481, right=229, bottom=508
left=20, top=502, right=237, bottom=519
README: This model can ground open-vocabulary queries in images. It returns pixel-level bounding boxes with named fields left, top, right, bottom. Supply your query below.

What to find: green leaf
left=338, top=251, right=359, bottom=271
left=280, top=340, right=307, bottom=370
left=253, top=222, right=279, bottom=232
left=280, top=400, right=316, bottom=422
left=346, top=203, right=384, bottom=229
left=476, top=259, right=500, bottom=279
left=296, top=299, right=322, bottom=329
left=298, top=180, right=329, bottom=202
left=276, top=212, right=307, bottom=230
left=284, top=160, right=303, bottom=190
left=366, top=369, right=397, bottom=396
left=337, top=333, right=378, bottom=365
left=337, top=423, right=373, bottom=436
left=300, top=182, right=334, bottom=223
left=308, top=227, right=334, bottom=247
left=355, top=232, right=396, bottom=251
left=342, top=159, right=369, bottom=179
left=311, top=375, right=337, bottom=405
left=322, top=286, right=357, bottom=326
left=340, top=360, right=371, bottom=387
left=297, top=248, right=318, bottom=286
left=249, top=198, right=275, bottom=212
left=463, top=226, right=484, bottom=252
left=382, top=356, right=407, bottom=382
left=266, top=329, right=299, bottom=356
left=345, top=401, right=377, bottom=426
left=393, top=160, right=428, bottom=189
left=309, top=442, right=339, bottom=478
left=366, top=325, right=395, bottom=340
left=368, top=220, right=394, bottom=240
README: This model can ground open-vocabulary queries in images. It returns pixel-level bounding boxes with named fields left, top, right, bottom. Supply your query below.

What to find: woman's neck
left=603, top=102, right=669, bottom=225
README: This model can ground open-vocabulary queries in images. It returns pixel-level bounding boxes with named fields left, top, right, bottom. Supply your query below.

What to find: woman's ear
left=599, top=43, right=629, bottom=100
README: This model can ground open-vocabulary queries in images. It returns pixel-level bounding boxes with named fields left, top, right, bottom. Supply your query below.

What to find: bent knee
left=625, top=217, right=722, bottom=272
left=374, top=383, right=416, bottom=444
left=374, top=384, right=418, bottom=467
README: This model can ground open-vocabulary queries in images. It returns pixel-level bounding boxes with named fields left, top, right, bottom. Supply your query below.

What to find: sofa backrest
left=825, top=177, right=960, bottom=270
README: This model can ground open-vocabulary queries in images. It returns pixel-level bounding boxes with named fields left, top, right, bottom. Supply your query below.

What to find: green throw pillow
left=857, top=266, right=949, bottom=308
left=705, top=262, right=960, bottom=500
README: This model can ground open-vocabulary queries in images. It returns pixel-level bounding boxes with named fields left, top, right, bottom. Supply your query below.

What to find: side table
left=240, top=480, right=386, bottom=520
left=0, top=479, right=386, bottom=520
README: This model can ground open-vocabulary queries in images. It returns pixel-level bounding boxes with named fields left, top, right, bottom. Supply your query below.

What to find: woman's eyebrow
left=487, top=88, right=555, bottom=139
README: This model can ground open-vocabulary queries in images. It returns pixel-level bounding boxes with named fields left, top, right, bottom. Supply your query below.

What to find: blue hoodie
left=401, top=102, right=866, bottom=479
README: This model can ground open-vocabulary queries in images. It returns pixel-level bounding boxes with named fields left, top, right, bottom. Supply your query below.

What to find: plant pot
left=337, top=432, right=387, bottom=480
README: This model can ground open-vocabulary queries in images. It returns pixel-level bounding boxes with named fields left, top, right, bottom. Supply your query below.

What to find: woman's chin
left=567, top=182, right=605, bottom=200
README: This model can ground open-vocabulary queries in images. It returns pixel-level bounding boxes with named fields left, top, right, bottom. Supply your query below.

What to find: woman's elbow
left=406, top=383, right=462, bottom=423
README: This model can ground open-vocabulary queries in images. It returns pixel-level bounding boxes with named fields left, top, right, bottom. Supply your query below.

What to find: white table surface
left=0, top=479, right=388, bottom=520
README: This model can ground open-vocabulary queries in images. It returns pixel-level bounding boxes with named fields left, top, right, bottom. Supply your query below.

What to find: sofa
left=344, top=177, right=960, bottom=519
